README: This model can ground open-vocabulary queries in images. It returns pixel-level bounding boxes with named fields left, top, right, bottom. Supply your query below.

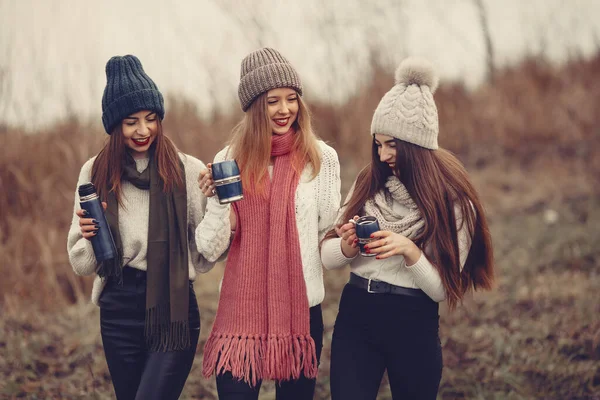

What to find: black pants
left=216, top=305, right=324, bottom=400
left=99, top=267, right=200, bottom=400
left=330, top=283, right=442, bottom=400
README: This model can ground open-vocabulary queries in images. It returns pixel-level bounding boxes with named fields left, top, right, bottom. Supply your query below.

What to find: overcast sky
left=1, top=0, right=599, bottom=130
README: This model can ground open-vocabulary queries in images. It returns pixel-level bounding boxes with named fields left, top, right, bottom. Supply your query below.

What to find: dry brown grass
left=1, top=55, right=599, bottom=399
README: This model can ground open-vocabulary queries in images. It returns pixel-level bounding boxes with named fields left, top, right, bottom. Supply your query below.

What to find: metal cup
left=354, top=216, right=380, bottom=257
left=211, top=160, right=244, bottom=204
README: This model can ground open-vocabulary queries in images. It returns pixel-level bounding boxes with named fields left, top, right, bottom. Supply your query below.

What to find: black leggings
left=99, top=267, right=200, bottom=400
left=330, top=283, right=442, bottom=400
left=215, top=305, right=324, bottom=400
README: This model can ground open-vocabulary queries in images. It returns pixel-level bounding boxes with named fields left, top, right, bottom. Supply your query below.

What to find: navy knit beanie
left=101, top=55, right=165, bottom=134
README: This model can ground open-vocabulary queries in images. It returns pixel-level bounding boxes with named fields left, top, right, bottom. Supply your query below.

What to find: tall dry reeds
left=0, top=55, right=599, bottom=312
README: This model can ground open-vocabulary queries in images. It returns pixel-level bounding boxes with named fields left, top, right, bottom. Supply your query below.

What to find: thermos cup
left=354, top=216, right=380, bottom=257
left=78, top=182, right=117, bottom=262
left=211, top=160, right=244, bottom=204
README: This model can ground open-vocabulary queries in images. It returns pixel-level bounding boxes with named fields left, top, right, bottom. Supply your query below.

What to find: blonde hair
left=229, top=92, right=321, bottom=197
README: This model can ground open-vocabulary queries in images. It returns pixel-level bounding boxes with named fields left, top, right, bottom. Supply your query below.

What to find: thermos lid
left=78, top=182, right=97, bottom=197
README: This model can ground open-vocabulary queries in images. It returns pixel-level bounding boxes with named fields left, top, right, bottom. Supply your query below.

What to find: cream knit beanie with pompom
left=370, top=57, right=440, bottom=149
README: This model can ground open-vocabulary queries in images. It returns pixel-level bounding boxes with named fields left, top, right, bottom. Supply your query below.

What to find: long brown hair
left=325, top=139, right=494, bottom=309
left=228, top=92, right=321, bottom=197
left=91, top=120, right=184, bottom=204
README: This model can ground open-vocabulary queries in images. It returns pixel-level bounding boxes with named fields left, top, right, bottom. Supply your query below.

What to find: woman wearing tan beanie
left=195, top=47, right=341, bottom=399
left=320, top=57, right=495, bottom=399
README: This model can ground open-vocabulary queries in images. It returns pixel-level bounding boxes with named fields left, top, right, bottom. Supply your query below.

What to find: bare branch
left=473, top=0, right=495, bottom=82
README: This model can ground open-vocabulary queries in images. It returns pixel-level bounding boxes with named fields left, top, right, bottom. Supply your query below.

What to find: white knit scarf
left=363, top=176, right=425, bottom=239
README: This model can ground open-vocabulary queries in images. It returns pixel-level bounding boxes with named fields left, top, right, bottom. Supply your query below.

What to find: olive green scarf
left=100, top=149, right=190, bottom=351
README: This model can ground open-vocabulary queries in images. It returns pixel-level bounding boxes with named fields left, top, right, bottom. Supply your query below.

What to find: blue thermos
left=78, top=182, right=117, bottom=262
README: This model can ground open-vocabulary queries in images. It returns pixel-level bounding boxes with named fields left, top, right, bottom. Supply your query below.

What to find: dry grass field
left=1, top=55, right=599, bottom=399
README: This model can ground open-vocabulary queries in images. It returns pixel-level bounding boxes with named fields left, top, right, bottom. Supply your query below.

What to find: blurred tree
left=473, top=0, right=495, bottom=82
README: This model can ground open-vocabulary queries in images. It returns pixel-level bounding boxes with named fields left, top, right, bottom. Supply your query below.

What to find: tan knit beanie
left=238, top=48, right=303, bottom=112
left=371, top=57, right=440, bottom=149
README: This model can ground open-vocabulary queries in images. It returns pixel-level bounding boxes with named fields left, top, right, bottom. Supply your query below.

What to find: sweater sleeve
left=405, top=204, right=473, bottom=302
left=320, top=179, right=357, bottom=270
left=317, top=142, right=342, bottom=242
left=321, top=237, right=358, bottom=270
left=182, top=153, right=217, bottom=273
left=66, top=158, right=99, bottom=276
left=194, top=147, right=233, bottom=263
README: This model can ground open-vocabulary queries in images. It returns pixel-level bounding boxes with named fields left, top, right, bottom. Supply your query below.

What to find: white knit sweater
left=67, top=153, right=214, bottom=305
left=320, top=187, right=472, bottom=303
left=195, top=140, right=341, bottom=307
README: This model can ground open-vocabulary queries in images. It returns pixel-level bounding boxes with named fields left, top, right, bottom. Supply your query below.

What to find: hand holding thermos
left=76, top=203, right=106, bottom=239
left=77, top=183, right=117, bottom=262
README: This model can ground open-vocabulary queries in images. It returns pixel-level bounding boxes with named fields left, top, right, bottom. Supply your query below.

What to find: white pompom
left=394, top=57, right=439, bottom=93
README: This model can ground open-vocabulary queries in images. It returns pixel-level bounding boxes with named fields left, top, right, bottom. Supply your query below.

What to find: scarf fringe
left=202, top=332, right=318, bottom=387
left=145, top=303, right=191, bottom=352
left=96, top=250, right=123, bottom=284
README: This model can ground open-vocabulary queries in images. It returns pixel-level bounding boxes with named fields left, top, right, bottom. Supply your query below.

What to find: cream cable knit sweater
left=195, top=141, right=342, bottom=307
left=67, top=153, right=214, bottom=305
left=320, top=187, right=472, bottom=303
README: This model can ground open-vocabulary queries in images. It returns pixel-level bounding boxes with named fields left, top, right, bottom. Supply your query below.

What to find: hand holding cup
left=76, top=201, right=107, bottom=240
left=199, top=163, right=216, bottom=197
left=365, top=231, right=422, bottom=263
left=335, top=215, right=360, bottom=258
left=353, top=216, right=381, bottom=257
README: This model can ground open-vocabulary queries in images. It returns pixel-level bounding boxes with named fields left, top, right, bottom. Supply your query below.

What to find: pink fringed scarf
left=202, top=129, right=317, bottom=386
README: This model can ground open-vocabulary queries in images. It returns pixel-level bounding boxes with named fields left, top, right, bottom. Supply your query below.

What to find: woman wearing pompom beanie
left=195, top=48, right=341, bottom=399
left=67, top=55, right=214, bottom=399
left=320, top=58, right=495, bottom=399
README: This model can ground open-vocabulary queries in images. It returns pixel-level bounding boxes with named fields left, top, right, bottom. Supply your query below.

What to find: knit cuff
left=405, top=252, right=434, bottom=277
left=69, top=238, right=99, bottom=276
left=321, top=238, right=358, bottom=270
left=405, top=252, right=446, bottom=302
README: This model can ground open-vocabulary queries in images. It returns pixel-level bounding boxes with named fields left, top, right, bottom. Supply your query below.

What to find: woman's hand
left=366, top=231, right=422, bottom=264
left=75, top=202, right=106, bottom=241
left=335, top=215, right=360, bottom=258
left=199, top=163, right=216, bottom=197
